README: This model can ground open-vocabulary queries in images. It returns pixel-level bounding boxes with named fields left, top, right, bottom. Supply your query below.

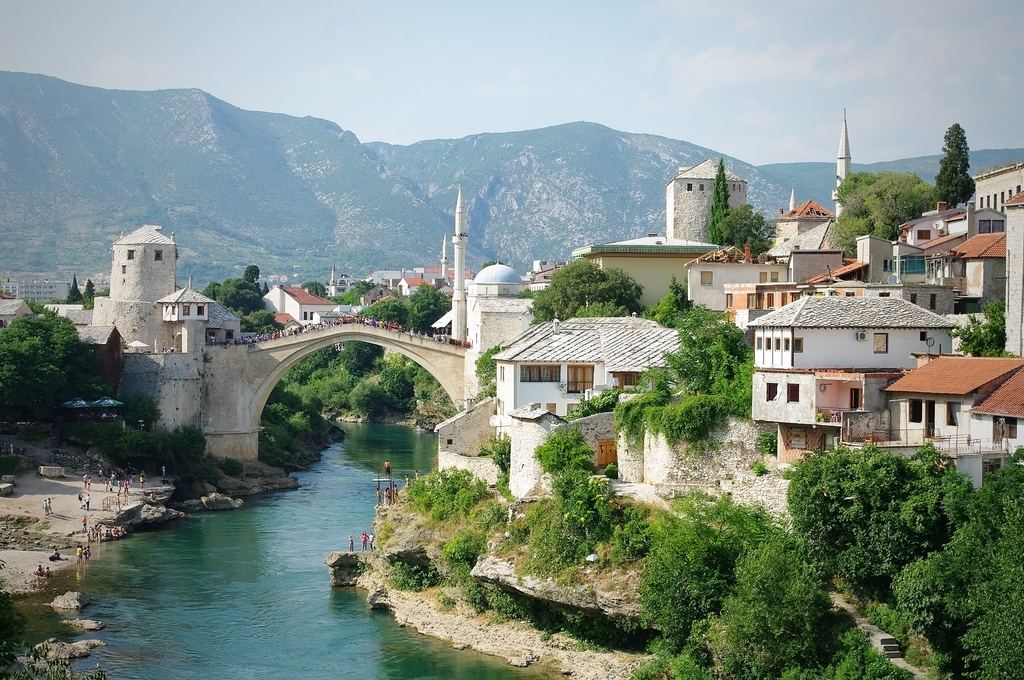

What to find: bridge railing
left=206, top=316, right=471, bottom=351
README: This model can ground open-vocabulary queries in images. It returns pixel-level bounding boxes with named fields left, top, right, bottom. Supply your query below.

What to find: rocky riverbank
left=324, top=501, right=653, bottom=680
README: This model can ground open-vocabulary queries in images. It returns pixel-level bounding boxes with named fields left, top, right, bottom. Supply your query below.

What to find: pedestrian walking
left=84, top=494, right=90, bottom=511
left=81, top=515, right=87, bottom=533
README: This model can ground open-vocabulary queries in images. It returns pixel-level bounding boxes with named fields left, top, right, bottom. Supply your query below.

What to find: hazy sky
left=0, top=0, right=1019, bottom=165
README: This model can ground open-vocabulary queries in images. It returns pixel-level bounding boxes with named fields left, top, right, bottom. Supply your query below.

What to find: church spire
left=789, top=187, right=796, bottom=212
left=833, top=110, right=851, bottom=217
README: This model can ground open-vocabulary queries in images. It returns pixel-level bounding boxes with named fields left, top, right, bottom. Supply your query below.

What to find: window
left=196, top=305, right=204, bottom=316
left=993, top=219, right=1005, bottom=232
left=878, top=292, right=891, bottom=298
left=850, top=388, right=862, bottom=409
left=756, top=336, right=763, bottom=350
left=686, top=183, right=692, bottom=191
left=446, top=438, right=453, bottom=445
left=771, top=271, right=779, bottom=282
left=520, top=365, right=561, bottom=382
left=910, top=293, right=918, bottom=304
left=873, top=333, right=888, bottom=353
left=699, top=183, right=705, bottom=191
left=499, top=366, right=505, bottom=381
left=566, top=403, right=579, bottom=413
left=127, top=250, right=135, bottom=260
left=947, top=402, right=960, bottom=427
left=920, top=331, right=928, bottom=341
left=546, top=403, right=557, bottom=413
left=613, top=372, right=638, bottom=389
left=909, top=399, right=923, bottom=423
left=725, top=293, right=733, bottom=308
left=784, top=337, right=790, bottom=351
left=979, top=219, right=992, bottom=233
left=700, top=271, right=714, bottom=286
left=766, top=293, right=775, bottom=308
left=766, top=383, right=779, bottom=401
left=789, top=426, right=807, bottom=449
left=929, top=294, right=937, bottom=310
left=121, top=265, right=127, bottom=274
left=154, top=250, right=163, bottom=261
left=774, top=337, right=782, bottom=351
left=793, top=337, right=803, bottom=353
left=917, top=229, right=930, bottom=241
left=787, top=383, right=800, bottom=402
left=183, top=304, right=191, bottom=316
left=567, top=364, right=594, bottom=393
left=747, top=293, right=755, bottom=308
left=845, top=291, right=855, bottom=297
left=994, top=417, right=1018, bottom=440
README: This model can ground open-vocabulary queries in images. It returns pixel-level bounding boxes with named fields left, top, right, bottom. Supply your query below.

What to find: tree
left=301, top=280, right=326, bottom=297
left=208, top=278, right=263, bottom=316
left=0, top=573, right=27, bottom=668
left=362, top=298, right=409, bottom=327
left=832, top=172, right=937, bottom=255
left=474, top=345, right=501, bottom=399
left=243, top=264, right=261, bottom=284
left=531, top=260, right=643, bottom=322
left=952, top=300, right=1008, bottom=357
left=709, top=538, right=841, bottom=679
left=338, top=341, right=383, bottom=377
left=707, top=158, right=730, bottom=245
left=240, top=309, right=283, bottom=334
left=935, top=123, right=975, bottom=207
left=65, top=275, right=83, bottom=304
left=378, top=365, right=415, bottom=411
left=666, top=306, right=750, bottom=397
left=0, top=312, right=107, bottom=419
left=83, top=279, right=95, bottom=304
left=408, top=284, right=451, bottom=334
left=644, top=276, right=691, bottom=328
left=533, top=427, right=595, bottom=474
left=717, top=204, right=773, bottom=255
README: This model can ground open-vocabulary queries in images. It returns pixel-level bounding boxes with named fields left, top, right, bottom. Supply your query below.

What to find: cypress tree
left=83, top=279, right=95, bottom=302
left=708, top=158, right=730, bottom=245
left=65, top=275, right=83, bottom=303
left=935, top=123, right=975, bottom=207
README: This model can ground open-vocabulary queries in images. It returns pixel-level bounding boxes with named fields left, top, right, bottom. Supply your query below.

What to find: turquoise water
left=20, top=423, right=548, bottom=679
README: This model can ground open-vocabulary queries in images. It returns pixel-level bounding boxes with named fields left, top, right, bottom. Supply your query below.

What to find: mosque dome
left=473, top=263, right=523, bottom=285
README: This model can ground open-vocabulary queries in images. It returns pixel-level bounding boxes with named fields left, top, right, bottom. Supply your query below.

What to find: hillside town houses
left=5, top=113, right=1024, bottom=494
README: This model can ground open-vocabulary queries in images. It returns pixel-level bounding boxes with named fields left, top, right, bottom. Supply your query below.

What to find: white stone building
left=974, top=161, right=1024, bottom=213
left=665, top=159, right=747, bottom=242
left=0, top=298, right=32, bottom=329
left=492, top=317, right=678, bottom=421
left=749, top=296, right=954, bottom=462
left=263, top=285, right=338, bottom=325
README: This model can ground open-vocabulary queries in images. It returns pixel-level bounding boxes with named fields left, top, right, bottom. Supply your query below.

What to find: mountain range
left=1, top=70, right=1021, bottom=287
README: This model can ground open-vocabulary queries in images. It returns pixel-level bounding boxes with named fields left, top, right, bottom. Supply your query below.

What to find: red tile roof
left=972, top=369, right=1024, bottom=417
left=950, top=233, right=1006, bottom=259
left=780, top=199, right=834, bottom=219
left=804, top=260, right=867, bottom=283
left=274, top=313, right=297, bottom=325
left=280, top=286, right=334, bottom=305
left=885, top=356, right=1024, bottom=395
left=1005, top=191, right=1024, bottom=206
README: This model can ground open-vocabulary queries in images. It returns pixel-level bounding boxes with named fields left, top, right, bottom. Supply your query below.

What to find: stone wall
left=436, top=398, right=496, bottom=458
left=509, top=416, right=557, bottom=498
left=728, top=473, right=790, bottom=517
left=566, top=412, right=615, bottom=450
left=844, top=409, right=890, bottom=444
left=617, top=417, right=771, bottom=494
left=438, top=451, right=500, bottom=486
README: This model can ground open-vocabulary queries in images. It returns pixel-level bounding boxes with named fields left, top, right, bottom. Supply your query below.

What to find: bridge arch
left=245, top=325, right=467, bottom=436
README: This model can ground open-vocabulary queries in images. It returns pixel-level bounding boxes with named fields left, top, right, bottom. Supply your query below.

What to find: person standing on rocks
left=360, top=532, right=368, bottom=551
left=348, top=534, right=355, bottom=551
left=368, top=532, right=375, bottom=551
left=140, top=472, right=146, bottom=490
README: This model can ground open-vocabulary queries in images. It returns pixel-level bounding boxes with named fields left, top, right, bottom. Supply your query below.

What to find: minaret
left=833, top=111, right=851, bottom=217
left=440, top=234, right=449, bottom=286
left=789, top=187, right=796, bottom=212
left=451, top=187, right=468, bottom=343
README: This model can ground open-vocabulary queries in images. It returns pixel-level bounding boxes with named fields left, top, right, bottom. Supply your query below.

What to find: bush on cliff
left=534, top=428, right=596, bottom=475
left=407, top=468, right=489, bottom=523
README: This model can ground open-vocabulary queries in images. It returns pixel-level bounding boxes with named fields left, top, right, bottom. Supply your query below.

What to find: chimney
left=744, top=245, right=751, bottom=262
left=966, top=200, right=977, bottom=238
left=937, top=201, right=948, bottom=212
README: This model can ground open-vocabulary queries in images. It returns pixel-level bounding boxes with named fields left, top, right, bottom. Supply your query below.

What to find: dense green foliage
left=0, top=577, right=27, bottom=668
left=531, top=260, right=644, bottom=322
left=642, top=276, right=691, bottom=328
left=952, top=300, right=1009, bottom=357
left=935, top=123, right=975, bottom=207
left=407, top=284, right=452, bottom=333
left=716, top=204, right=773, bottom=256
left=201, top=272, right=282, bottom=334
left=563, top=389, right=622, bottom=421
left=360, top=298, right=409, bottom=326
left=474, top=345, right=501, bottom=399
left=406, top=468, right=490, bottom=523
left=831, top=172, right=937, bottom=255
left=533, top=427, right=597, bottom=474
left=707, top=158, right=730, bottom=245
left=787, top=444, right=970, bottom=599
left=0, top=312, right=108, bottom=420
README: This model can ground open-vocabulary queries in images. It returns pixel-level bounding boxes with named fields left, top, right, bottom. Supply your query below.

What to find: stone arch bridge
left=200, top=324, right=467, bottom=460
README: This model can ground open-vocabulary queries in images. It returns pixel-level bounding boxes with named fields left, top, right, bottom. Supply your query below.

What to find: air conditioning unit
left=855, top=331, right=868, bottom=341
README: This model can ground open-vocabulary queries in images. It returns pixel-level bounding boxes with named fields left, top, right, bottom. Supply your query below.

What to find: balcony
left=566, top=381, right=593, bottom=394
left=816, top=407, right=860, bottom=424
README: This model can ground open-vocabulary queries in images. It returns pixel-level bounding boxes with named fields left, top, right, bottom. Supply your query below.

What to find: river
left=19, top=423, right=548, bottom=679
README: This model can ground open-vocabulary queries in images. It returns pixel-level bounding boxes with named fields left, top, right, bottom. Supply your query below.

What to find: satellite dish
left=887, top=274, right=900, bottom=285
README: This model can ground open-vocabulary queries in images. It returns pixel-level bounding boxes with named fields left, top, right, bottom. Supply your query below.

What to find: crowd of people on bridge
left=206, top=314, right=472, bottom=349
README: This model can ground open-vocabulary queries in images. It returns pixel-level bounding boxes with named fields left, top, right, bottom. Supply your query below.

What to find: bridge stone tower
left=451, top=187, right=469, bottom=343
left=665, top=159, right=747, bottom=242
left=92, top=225, right=178, bottom=350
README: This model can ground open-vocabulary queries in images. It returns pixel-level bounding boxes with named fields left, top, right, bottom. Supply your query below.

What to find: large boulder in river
left=324, top=551, right=365, bottom=587
left=60, top=619, right=105, bottom=631
left=50, top=591, right=89, bottom=612
left=201, top=493, right=243, bottom=511
left=32, top=638, right=105, bottom=660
